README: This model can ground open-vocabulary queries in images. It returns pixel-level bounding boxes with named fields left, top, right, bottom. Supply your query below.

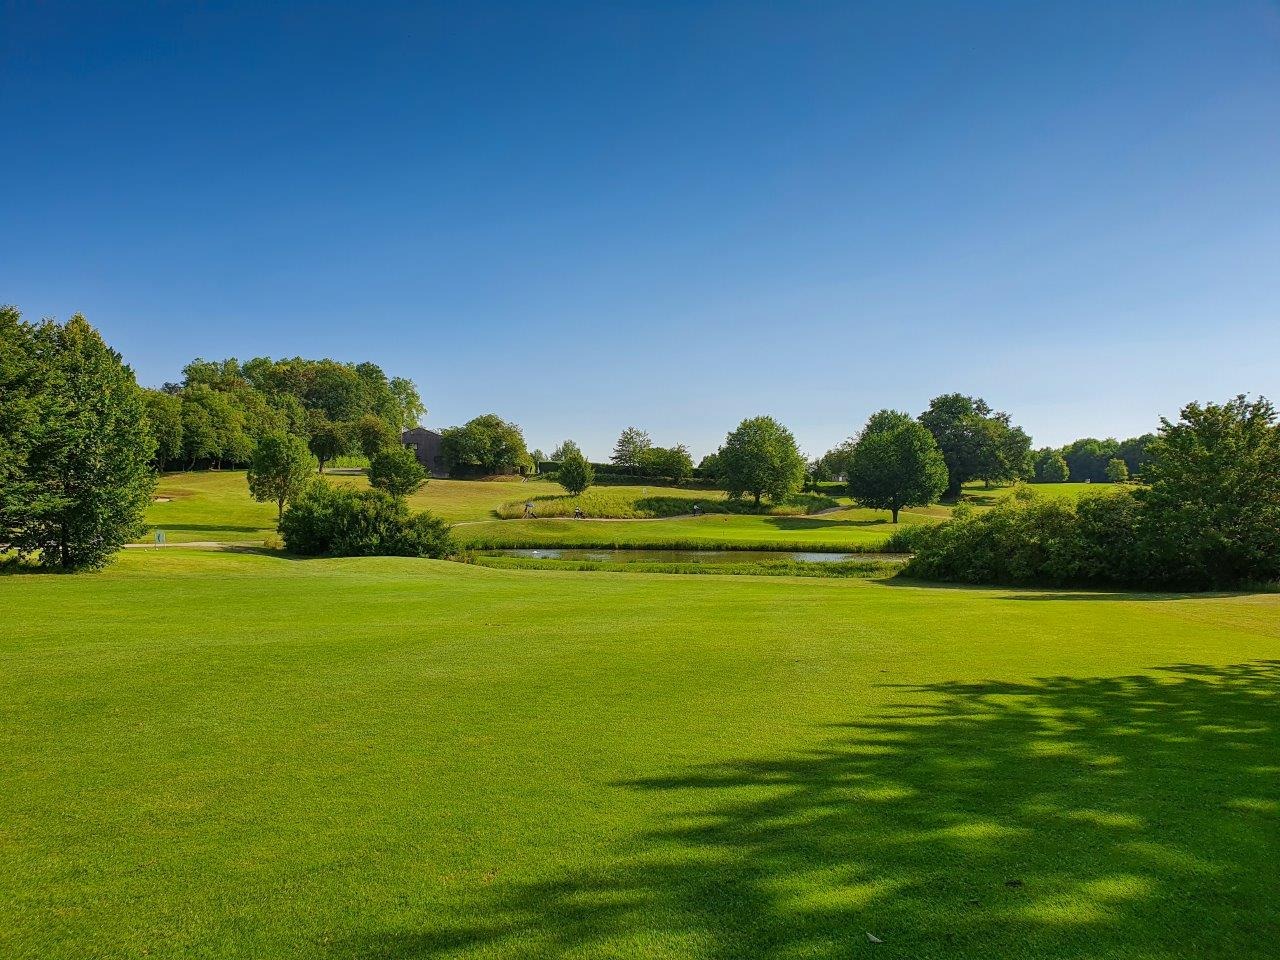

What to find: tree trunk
left=753, top=492, right=761, bottom=507
left=891, top=507, right=899, bottom=524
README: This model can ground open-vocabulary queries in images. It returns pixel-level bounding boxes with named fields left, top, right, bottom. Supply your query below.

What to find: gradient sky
left=3, top=1, right=1278, bottom=460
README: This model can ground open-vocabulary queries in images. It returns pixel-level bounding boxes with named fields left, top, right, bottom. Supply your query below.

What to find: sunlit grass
left=2, top=550, right=1277, bottom=958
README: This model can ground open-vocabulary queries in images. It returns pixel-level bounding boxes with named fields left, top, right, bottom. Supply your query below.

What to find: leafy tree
left=816, top=439, right=857, bottom=481
left=308, top=417, right=350, bottom=474
left=1040, top=454, right=1070, bottom=483
left=1060, top=437, right=1121, bottom=483
left=611, top=427, right=652, bottom=468
left=387, top=376, right=427, bottom=430
left=354, top=413, right=400, bottom=460
left=1105, top=458, right=1129, bottom=483
left=369, top=446, right=427, bottom=501
left=1139, top=395, right=1280, bottom=586
left=1116, top=433, right=1156, bottom=477
left=639, top=445, right=694, bottom=483
left=247, top=431, right=316, bottom=518
left=8, top=314, right=155, bottom=570
left=180, top=398, right=219, bottom=468
left=846, top=410, right=948, bottom=523
left=556, top=448, right=595, bottom=495
left=141, top=389, right=183, bottom=470
left=919, top=394, right=1029, bottom=497
left=698, top=453, right=721, bottom=481
left=550, top=439, right=582, bottom=462
left=440, top=414, right=529, bottom=475
left=0, top=306, right=40, bottom=543
left=530, top=448, right=546, bottom=465
left=717, top=416, right=805, bottom=507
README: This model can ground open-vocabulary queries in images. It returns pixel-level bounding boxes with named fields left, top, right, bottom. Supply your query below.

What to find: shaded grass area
left=2, top=551, right=1278, bottom=958
left=469, top=554, right=904, bottom=578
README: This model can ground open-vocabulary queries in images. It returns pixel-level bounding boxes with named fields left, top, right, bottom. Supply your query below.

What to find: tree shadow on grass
left=341, top=662, right=1280, bottom=959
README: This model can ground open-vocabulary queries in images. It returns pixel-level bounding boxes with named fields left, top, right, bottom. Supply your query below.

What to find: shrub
left=279, top=482, right=453, bottom=558
left=557, top=449, right=594, bottom=495
left=369, top=446, right=427, bottom=500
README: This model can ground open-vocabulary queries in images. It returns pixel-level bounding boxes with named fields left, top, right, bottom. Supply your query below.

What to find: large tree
left=8, top=314, right=155, bottom=569
left=846, top=410, right=948, bottom=522
left=247, top=431, right=317, bottom=519
left=919, top=394, right=1029, bottom=497
left=440, top=414, right=529, bottom=475
left=307, top=416, right=350, bottom=474
left=717, top=416, right=805, bottom=507
left=142, top=389, right=184, bottom=470
left=550, top=439, right=582, bottom=462
left=1138, top=395, right=1280, bottom=586
left=0, top=306, right=40, bottom=543
left=611, top=427, right=652, bottom=468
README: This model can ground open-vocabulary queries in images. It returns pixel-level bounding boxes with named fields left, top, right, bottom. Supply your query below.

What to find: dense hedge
left=279, top=483, right=454, bottom=558
left=538, top=461, right=712, bottom=483
left=902, top=489, right=1276, bottom=590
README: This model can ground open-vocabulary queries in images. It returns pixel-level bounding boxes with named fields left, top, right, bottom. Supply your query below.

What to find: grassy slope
left=2, top=550, right=1277, bottom=959
left=144, top=472, right=1119, bottom=548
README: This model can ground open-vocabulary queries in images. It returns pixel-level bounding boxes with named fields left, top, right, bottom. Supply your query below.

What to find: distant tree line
left=1029, top=435, right=1154, bottom=483
left=903, top=396, right=1280, bottom=589
left=144, top=355, right=425, bottom=472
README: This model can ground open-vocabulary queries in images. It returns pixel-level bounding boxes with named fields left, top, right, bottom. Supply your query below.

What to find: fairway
left=3, top=551, right=1276, bottom=959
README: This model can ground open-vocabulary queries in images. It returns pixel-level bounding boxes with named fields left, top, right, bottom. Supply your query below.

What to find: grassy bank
left=469, top=553, right=905, bottom=578
left=2, top=549, right=1276, bottom=958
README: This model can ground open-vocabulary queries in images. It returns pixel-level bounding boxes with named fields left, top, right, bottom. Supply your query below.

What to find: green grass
left=2, top=549, right=1277, bottom=958
left=140, top=472, right=1133, bottom=549
left=469, top=553, right=905, bottom=578
left=493, top=487, right=839, bottom=519
left=455, top=508, right=934, bottom=551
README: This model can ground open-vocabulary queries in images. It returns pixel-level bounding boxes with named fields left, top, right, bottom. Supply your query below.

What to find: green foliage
left=4, top=313, right=155, bottom=569
left=697, top=452, right=721, bottom=481
left=556, top=448, right=595, bottom=495
left=909, top=396, right=1280, bottom=590
left=247, top=432, right=317, bottom=518
left=638, top=444, right=694, bottom=483
left=611, top=427, right=652, bottom=468
left=847, top=411, right=948, bottom=522
left=440, top=414, right=529, bottom=475
left=141, top=389, right=183, bottom=469
left=550, top=439, right=581, bottom=462
left=1105, top=458, right=1129, bottom=483
left=354, top=413, right=400, bottom=460
left=904, top=492, right=1145, bottom=586
left=279, top=482, right=453, bottom=557
left=717, top=416, right=806, bottom=506
left=919, top=394, right=1030, bottom=495
left=307, top=417, right=351, bottom=473
left=1138, top=395, right=1280, bottom=587
left=368, top=446, right=428, bottom=500
left=1039, top=453, right=1070, bottom=483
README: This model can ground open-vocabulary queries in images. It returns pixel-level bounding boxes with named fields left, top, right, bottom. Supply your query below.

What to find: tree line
left=143, top=354, right=425, bottom=472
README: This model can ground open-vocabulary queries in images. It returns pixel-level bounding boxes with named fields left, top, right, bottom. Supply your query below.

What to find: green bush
left=279, top=482, right=453, bottom=558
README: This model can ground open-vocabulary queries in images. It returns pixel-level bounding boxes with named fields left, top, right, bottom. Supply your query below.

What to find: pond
left=485, top=548, right=906, bottom=564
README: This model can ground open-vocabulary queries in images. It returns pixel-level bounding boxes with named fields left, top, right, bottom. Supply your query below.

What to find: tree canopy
left=247, top=431, right=317, bottom=518
left=846, top=410, right=948, bottom=522
left=440, top=414, right=529, bottom=476
left=556, top=447, right=595, bottom=495
left=2, top=311, right=155, bottom=569
left=918, top=394, right=1030, bottom=495
left=717, top=416, right=805, bottom=506
left=611, top=427, right=652, bottom=468
left=368, top=446, right=428, bottom=501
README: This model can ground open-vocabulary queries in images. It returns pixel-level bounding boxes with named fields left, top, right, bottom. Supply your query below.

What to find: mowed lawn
left=452, top=509, right=930, bottom=551
left=2, top=551, right=1277, bottom=959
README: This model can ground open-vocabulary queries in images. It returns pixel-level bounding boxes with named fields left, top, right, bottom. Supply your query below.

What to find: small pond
left=486, top=548, right=905, bottom=564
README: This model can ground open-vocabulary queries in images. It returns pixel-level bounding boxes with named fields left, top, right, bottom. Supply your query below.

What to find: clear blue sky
left=3, top=2, right=1278, bottom=460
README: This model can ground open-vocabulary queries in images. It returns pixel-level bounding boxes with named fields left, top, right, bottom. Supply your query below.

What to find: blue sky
left=3, top=1, right=1278, bottom=460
